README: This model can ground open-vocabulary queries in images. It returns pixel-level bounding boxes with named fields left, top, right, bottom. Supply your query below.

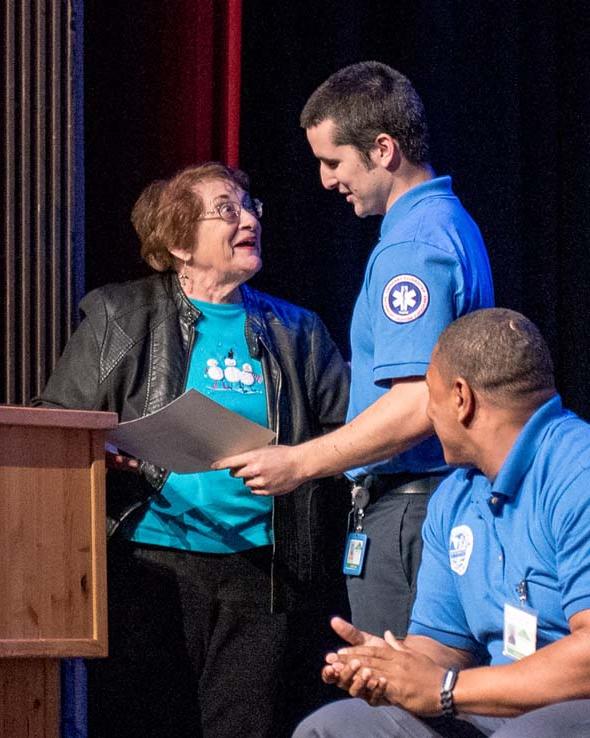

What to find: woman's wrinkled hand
left=106, top=450, right=140, bottom=473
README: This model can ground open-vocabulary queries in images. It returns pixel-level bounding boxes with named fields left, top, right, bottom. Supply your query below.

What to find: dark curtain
left=239, top=0, right=590, bottom=418
left=84, top=0, right=242, bottom=290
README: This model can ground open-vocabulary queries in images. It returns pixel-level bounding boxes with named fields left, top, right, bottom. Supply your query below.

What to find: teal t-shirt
left=131, top=299, right=273, bottom=553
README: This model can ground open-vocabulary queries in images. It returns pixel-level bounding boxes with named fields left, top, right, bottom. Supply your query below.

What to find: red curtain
left=159, top=0, right=242, bottom=168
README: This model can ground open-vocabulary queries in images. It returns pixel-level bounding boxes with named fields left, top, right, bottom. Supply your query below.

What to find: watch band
left=440, top=667, right=459, bottom=718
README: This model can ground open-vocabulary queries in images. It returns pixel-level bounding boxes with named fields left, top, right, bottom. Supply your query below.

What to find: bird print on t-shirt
left=205, top=348, right=263, bottom=394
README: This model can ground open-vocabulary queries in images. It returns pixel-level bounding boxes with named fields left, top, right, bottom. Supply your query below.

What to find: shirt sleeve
left=408, top=481, right=483, bottom=656
left=550, top=468, right=590, bottom=619
left=366, top=240, right=464, bottom=386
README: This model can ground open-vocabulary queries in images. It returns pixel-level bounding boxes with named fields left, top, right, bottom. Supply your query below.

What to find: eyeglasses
left=200, top=196, right=263, bottom=222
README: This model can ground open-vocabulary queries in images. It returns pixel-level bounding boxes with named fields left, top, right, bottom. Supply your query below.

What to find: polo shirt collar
left=491, top=395, right=563, bottom=499
left=380, top=175, right=453, bottom=237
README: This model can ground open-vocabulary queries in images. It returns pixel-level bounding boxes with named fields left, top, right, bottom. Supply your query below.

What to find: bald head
left=434, top=309, right=556, bottom=410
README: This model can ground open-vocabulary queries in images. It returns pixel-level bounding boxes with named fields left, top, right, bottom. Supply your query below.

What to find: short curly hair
left=131, top=162, right=250, bottom=272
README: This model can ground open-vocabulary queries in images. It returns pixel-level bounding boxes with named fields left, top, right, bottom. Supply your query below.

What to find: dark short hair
left=132, top=162, right=250, bottom=272
left=300, top=61, right=430, bottom=166
left=435, top=309, right=555, bottom=405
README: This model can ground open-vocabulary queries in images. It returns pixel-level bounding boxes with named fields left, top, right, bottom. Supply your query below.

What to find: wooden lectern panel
left=0, top=659, right=59, bottom=736
left=0, top=406, right=117, bottom=737
left=0, top=407, right=117, bottom=657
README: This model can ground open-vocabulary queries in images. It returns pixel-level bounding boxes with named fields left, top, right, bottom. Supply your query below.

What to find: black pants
left=87, top=542, right=289, bottom=738
left=346, top=482, right=439, bottom=638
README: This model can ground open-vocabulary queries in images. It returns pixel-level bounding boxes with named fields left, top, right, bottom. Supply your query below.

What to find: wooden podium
left=0, top=405, right=118, bottom=737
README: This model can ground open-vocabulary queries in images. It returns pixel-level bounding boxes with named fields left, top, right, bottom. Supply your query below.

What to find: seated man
left=294, top=308, right=590, bottom=738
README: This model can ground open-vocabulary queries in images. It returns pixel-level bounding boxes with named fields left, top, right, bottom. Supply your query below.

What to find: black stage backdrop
left=85, top=1, right=590, bottom=416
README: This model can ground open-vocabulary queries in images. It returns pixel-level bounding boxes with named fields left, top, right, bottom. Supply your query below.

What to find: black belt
left=366, top=472, right=446, bottom=502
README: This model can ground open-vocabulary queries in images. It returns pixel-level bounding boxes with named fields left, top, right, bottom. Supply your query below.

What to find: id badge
left=342, top=532, right=368, bottom=576
left=503, top=602, right=538, bottom=660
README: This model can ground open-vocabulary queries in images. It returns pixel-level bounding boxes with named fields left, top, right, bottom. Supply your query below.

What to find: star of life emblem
left=449, top=525, right=473, bottom=576
left=382, top=274, right=429, bottom=323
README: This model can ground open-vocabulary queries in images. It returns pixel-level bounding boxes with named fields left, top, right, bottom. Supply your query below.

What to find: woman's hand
left=106, top=450, right=140, bottom=473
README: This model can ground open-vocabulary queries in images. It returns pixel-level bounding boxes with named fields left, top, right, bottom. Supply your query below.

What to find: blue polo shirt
left=347, top=176, right=494, bottom=478
left=409, top=396, right=590, bottom=665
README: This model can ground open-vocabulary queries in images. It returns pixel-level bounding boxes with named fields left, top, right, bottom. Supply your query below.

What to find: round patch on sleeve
left=381, top=274, right=429, bottom=323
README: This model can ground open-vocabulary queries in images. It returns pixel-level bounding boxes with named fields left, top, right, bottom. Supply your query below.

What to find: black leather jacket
left=36, top=272, right=350, bottom=608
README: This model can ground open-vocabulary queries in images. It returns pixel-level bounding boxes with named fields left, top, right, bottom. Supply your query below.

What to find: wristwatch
left=440, top=667, right=459, bottom=718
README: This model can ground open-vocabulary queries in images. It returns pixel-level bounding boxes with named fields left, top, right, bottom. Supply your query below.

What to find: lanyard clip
left=351, top=475, right=373, bottom=507
left=517, top=580, right=528, bottom=606
left=349, top=476, right=373, bottom=532
left=351, top=484, right=370, bottom=510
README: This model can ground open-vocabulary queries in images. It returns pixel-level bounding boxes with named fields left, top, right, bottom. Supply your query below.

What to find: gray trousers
left=293, top=697, right=590, bottom=738
left=347, top=488, right=433, bottom=637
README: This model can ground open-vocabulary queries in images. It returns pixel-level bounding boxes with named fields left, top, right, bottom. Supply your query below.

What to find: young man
left=294, top=309, right=590, bottom=738
left=215, top=62, right=494, bottom=636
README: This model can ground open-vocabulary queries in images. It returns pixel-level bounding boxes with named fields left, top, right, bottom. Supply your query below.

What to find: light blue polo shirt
left=347, top=176, right=494, bottom=478
left=409, top=395, right=590, bottom=665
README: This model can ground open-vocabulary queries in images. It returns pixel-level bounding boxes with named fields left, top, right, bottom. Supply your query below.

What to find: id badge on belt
left=342, top=477, right=372, bottom=576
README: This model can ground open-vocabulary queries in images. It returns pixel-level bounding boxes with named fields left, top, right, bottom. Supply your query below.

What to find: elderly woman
left=36, top=163, right=349, bottom=738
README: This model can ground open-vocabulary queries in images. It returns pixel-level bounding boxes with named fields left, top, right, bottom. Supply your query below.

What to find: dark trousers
left=346, top=483, right=437, bottom=637
left=87, top=542, right=289, bottom=738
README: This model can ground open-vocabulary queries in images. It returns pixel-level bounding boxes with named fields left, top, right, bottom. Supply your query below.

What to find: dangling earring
left=178, top=257, right=193, bottom=293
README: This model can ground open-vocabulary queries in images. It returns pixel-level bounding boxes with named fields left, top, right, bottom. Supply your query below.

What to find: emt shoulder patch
left=381, top=274, right=429, bottom=323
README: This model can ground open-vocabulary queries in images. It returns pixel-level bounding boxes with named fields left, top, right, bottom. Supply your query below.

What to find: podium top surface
left=0, top=405, right=118, bottom=430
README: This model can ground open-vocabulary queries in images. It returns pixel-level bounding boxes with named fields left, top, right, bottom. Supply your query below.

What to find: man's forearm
left=213, top=378, right=433, bottom=495
left=454, top=628, right=590, bottom=716
left=297, top=378, right=433, bottom=481
left=404, top=635, right=474, bottom=671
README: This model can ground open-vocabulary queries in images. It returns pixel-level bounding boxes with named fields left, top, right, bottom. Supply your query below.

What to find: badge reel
left=342, top=478, right=371, bottom=576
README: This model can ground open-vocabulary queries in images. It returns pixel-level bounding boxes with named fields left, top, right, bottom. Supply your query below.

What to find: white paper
left=106, top=389, right=275, bottom=473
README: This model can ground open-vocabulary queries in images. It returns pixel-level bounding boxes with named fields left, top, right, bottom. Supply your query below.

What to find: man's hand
left=321, top=617, right=389, bottom=689
left=332, top=628, right=446, bottom=715
left=211, top=445, right=305, bottom=495
left=347, top=668, right=389, bottom=707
